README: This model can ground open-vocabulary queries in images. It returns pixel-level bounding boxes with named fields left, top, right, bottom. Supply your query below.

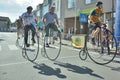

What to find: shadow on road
left=33, top=62, right=66, bottom=79
left=54, top=61, right=104, bottom=79
left=111, top=59, right=120, bottom=64
left=104, top=63, right=120, bottom=72
left=0, top=39, right=5, bottom=42
left=111, top=67, right=120, bottom=72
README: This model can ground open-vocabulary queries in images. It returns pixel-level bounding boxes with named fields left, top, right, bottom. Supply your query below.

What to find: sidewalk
left=61, top=39, right=83, bottom=49
left=61, top=39, right=72, bottom=47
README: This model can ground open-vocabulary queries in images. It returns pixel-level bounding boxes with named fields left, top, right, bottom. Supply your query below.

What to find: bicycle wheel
left=87, top=29, right=117, bottom=65
left=22, top=45, right=27, bottom=59
left=24, top=30, right=39, bottom=62
left=38, top=30, right=46, bottom=57
left=79, top=48, right=87, bottom=60
left=44, top=29, right=61, bottom=61
left=16, top=32, right=24, bottom=49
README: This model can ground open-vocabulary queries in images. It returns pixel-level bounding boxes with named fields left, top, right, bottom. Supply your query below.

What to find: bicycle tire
left=44, top=30, right=61, bottom=61
left=87, top=29, right=117, bottom=65
left=38, top=30, right=46, bottom=58
left=79, top=48, right=88, bottom=60
left=16, top=34, right=24, bottom=49
left=24, top=32, right=39, bottom=62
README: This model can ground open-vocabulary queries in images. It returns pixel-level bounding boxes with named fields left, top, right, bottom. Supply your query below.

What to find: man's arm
left=99, top=12, right=104, bottom=23
left=56, top=19, right=60, bottom=27
left=55, top=14, right=60, bottom=27
left=32, top=14, right=38, bottom=26
left=42, top=17, right=46, bottom=26
left=19, top=16, right=23, bottom=25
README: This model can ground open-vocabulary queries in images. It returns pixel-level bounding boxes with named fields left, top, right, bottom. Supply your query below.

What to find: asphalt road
left=0, top=32, right=120, bottom=80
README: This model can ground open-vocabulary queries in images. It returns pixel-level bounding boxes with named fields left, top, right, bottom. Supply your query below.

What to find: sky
left=0, top=0, right=43, bottom=22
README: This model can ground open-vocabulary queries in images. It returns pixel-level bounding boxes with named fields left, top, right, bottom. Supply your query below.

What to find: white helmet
left=50, top=4, right=56, bottom=9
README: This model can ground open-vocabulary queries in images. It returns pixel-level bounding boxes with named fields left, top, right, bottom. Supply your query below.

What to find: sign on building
left=79, top=13, right=88, bottom=23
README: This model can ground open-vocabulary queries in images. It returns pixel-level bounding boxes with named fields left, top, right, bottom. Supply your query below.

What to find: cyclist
left=89, top=1, right=103, bottom=45
left=16, top=17, right=23, bottom=39
left=42, top=6, right=60, bottom=47
left=20, top=6, right=38, bottom=47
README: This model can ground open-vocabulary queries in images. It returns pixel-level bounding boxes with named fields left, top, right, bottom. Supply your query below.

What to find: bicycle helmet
left=27, top=6, right=33, bottom=10
left=96, top=1, right=103, bottom=6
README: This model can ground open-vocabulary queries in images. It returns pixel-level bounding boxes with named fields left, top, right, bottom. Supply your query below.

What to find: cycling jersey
left=21, top=12, right=36, bottom=26
left=90, top=8, right=103, bottom=23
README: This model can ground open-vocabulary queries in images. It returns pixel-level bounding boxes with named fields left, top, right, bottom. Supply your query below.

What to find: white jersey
left=21, top=12, right=36, bottom=26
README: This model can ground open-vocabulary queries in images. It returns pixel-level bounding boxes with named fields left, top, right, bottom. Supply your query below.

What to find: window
left=68, top=0, right=75, bottom=8
left=85, top=0, right=96, bottom=4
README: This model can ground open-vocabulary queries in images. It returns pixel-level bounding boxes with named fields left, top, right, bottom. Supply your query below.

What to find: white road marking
left=34, top=44, right=43, bottom=48
left=8, top=45, right=18, bottom=50
left=49, top=45, right=59, bottom=49
left=39, top=44, right=43, bottom=48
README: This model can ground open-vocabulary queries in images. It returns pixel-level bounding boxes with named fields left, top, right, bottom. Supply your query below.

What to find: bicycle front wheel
left=44, top=32, right=61, bottom=61
left=23, top=32, right=39, bottom=62
left=87, top=29, right=117, bottom=65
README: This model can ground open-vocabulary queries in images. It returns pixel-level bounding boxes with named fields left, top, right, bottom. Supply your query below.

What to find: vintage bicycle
left=40, top=24, right=62, bottom=61
left=20, top=26, right=40, bottom=62
left=79, top=23, right=117, bottom=65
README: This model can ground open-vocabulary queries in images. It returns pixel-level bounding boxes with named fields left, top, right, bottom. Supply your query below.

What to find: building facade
left=0, top=16, right=11, bottom=32
left=61, top=0, right=116, bottom=38
left=35, top=0, right=116, bottom=38
left=35, top=0, right=53, bottom=24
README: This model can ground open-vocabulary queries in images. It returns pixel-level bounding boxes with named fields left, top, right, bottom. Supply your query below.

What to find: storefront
left=79, top=7, right=95, bottom=34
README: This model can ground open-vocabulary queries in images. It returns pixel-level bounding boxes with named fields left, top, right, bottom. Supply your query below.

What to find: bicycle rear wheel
left=38, top=30, right=46, bottom=57
left=16, top=32, right=24, bottom=49
left=87, top=29, right=117, bottom=65
left=79, top=48, right=88, bottom=60
left=44, top=30, right=61, bottom=61
left=23, top=31, right=39, bottom=62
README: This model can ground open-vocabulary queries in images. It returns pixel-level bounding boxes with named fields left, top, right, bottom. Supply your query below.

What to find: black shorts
left=92, top=22, right=101, bottom=30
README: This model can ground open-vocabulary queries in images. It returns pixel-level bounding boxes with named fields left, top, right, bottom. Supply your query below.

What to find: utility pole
left=74, top=0, right=76, bottom=34
left=111, top=0, right=114, bottom=48
left=111, top=0, right=114, bottom=33
left=115, top=0, right=120, bottom=42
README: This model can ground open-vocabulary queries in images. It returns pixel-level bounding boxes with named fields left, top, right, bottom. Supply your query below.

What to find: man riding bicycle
left=20, top=6, right=38, bottom=47
left=89, top=1, right=103, bottom=45
left=42, top=6, right=60, bottom=47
